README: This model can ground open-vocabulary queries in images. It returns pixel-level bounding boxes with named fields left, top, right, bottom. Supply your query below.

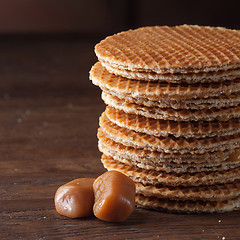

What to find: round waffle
left=99, top=113, right=240, bottom=154
left=105, top=106, right=240, bottom=138
left=135, top=181, right=240, bottom=201
left=101, top=61, right=240, bottom=83
left=98, top=130, right=237, bottom=164
left=95, top=25, right=240, bottom=76
left=135, top=194, right=240, bottom=213
left=98, top=132, right=240, bottom=173
left=102, top=92, right=240, bottom=121
left=104, top=88, right=240, bottom=110
left=90, top=62, right=240, bottom=100
left=101, top=154, right=240, bottom=187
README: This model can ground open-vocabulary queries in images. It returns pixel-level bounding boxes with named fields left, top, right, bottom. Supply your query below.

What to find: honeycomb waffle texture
left=95, top=25, right=240, bottom=75
left=90, top=62, right=240, bottom=100
left=105, top=106, right=240, bottom=138
left=102, top=92, right=240, bottom=121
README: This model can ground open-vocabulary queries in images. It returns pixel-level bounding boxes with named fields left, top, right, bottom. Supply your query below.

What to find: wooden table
left=0, top=36, right=239, bottom=240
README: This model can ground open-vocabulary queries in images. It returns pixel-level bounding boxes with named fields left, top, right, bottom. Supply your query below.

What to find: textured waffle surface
left=105, top=89, right=240, bottom=110
left=99, top=113, right=240, bottom=154
left=135, top=194, right=240, bottom=213
left=106, top=152, right=240, bottom=174
left=102, top=150, right=240, bottom=174
left=98, top=135, right=240, bottom=173
left=102, top=92, right=240, bottom=121
left=90, top=62, right=240, bottom=100
left=101, top=61, right=240, bottom=83
left=98, top=131, right=236, bottom=163
left=105, top=106, right=240, bottom=138
left=95, top=25, right=240, bottom=74
left=101, top=154, right=240, bottom=187
left=136, top=181, right=240, bottom=201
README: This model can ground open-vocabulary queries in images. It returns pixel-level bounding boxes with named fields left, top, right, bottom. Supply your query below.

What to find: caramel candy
left=93, top=170, right=136, bottom=222
left=55, top=178, right=95, bottom=218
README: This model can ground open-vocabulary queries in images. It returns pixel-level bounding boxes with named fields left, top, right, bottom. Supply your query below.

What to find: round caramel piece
left=93, top=170, right=136, bottom=222
left=55, top=178, right=95, bottom=218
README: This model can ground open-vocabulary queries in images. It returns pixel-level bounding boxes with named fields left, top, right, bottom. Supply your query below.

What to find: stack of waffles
left=90, top=25, right=240, bottom=213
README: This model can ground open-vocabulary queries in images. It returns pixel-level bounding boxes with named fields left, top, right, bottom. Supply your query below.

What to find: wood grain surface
left=0, top=36, right=240, bottom=240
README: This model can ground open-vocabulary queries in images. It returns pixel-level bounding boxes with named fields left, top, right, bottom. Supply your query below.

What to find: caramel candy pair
left=54, top=171, right=136, bottom=222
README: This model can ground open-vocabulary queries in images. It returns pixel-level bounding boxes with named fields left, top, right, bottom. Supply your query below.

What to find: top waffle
left=95, top=25, right=240, bottom=80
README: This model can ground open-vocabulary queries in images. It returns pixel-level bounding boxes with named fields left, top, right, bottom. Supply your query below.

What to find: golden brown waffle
left=98, top=131, right=237, bottom=163
left=98, top=135, right=240, bottom=173
left=90, top=62, right=240, bottom=100
left=101, top=154, right=240, bottom=187
left=135, top=181, right=240, bottom=201
left=95, top=25, right=240, bottom=75
left=106, top=152, right=240, bottom=174
left=102, top=92, right=240, bottom=121
left=105, top=106, right=240, bottom=138
left=105, top=88, right=240, bottom=110
left=99, top=113, right=240, bottom=154
left=101, top=61, right=240, bottom=83
left=135, top=194, right=240, bottom=213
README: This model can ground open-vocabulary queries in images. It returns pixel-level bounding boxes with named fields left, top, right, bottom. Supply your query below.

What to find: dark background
left=0, top=0, right=239, bottom=36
